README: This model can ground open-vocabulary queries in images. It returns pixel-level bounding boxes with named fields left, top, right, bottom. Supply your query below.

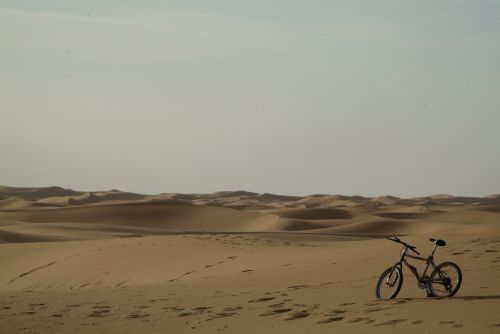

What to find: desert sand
left=1, top=185, right=499, bottom=333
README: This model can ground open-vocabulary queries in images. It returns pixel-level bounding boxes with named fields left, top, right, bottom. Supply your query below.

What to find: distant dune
left=1, top=185, right=499, bottom=243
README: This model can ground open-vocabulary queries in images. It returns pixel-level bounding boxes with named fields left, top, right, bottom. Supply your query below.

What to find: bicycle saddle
left=429, top=238, right=446, bottom=246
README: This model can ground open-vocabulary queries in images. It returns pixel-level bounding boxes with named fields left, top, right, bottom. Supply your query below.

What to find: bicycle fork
left=385, top=265, right=401, bottom=287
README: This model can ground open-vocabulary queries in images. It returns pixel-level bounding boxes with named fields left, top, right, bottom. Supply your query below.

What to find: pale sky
left=1, top=1, right=499, bottom=197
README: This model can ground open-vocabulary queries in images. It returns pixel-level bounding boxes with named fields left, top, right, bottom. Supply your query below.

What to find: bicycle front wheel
left=376, top=266, right=403, bottom=299
left=428, top=262, right=462, bottom=297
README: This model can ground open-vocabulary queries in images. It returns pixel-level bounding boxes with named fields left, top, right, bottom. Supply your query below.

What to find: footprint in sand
left=88, top=305, right=111, bottom=317
left=346, top=317, right=371, bottom=323
left=169, top=271, right=196, bottom=282
left=375, top=319, right=407, bottom=326
left=88, top=310, right=110, bottom=317
left=178, top=312, right=195, bottom=317
left=365, top=308, right=386, bottom=313
left=206, top=312, right=237, bottom=320
left=149, top=298, right=169, bottom=302
left=390, top=299, right=410, bottom=305
left=126, top=313, right=150, bottom=319
left=317, top=309, right=348, bottom=324
left=9, top=261, right=58, bottom=284
left=28, top=303, right=45, bottom=307
left=223, top=307, right=242, bottom=312
left=287, top=285, right=310, bottom=290
left=66, top=304, right=82, bottom=308
left=285, top=310, right=310, bottom=320
left=248, top=297, right=276, bottom=303
left=193, top=306, right=212, bottom=312
left=317, top=316, right=344, bottom=324
left=162, top=306, right=184, bottom=312
left=115, top=280, right=129, bottom=287
left=259, top=308, right=293, bottom=316
left=319, top=282, right=334, bottom=287
left=268, top=302, right=285, bottom=308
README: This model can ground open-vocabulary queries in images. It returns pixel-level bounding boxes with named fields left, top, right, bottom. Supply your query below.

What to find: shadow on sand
left=445, top=295, right=500, bottom=301
left=387, top=295, right=500, bottom=302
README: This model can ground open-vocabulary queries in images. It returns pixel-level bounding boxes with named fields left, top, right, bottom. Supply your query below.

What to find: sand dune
left=272, top=208, right=353, bottom=220
left=0, top=201, right=278, bottom=242
left=0, top=186, right=82, bottom=200
left=1, top=185, right=499, bottom=240
left=1, top=185, right=500, bottom=333
left=0, top=197, right=34, bottom=209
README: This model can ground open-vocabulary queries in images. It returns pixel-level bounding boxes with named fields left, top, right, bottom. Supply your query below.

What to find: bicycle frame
left=389, top=243, right=439, bottom=284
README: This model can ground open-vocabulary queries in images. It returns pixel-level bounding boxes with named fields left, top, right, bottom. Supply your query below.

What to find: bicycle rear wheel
left=428, top=262, right=462, bottom=297
left=376, top=266, right=403, bottom=299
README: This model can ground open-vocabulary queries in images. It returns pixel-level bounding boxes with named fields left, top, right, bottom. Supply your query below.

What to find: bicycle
left=375, top=237, right=462, bottom=299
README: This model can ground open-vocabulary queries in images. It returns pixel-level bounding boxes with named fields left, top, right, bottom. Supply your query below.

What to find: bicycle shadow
left=440, top=295, right=500, bottom=301
left=394, top=295, right=500, bottom=302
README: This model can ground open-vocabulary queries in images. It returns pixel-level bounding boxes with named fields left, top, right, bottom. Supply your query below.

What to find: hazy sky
left=1, top=1, right=499, bottom=197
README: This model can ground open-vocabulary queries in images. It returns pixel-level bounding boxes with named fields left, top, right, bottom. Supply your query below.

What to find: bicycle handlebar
left=386, top=237, right=421, bottom=255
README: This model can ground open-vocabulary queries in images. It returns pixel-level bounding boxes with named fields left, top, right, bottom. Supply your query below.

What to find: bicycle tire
left=376, top=266, right=403, bottom=299
left=428, top=261, right=462, bottom=297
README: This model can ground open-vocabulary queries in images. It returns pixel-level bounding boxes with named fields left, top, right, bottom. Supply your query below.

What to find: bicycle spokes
left=435, top=273, right=453, bottom=291
left=428, top=263, right=462, bottom=297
